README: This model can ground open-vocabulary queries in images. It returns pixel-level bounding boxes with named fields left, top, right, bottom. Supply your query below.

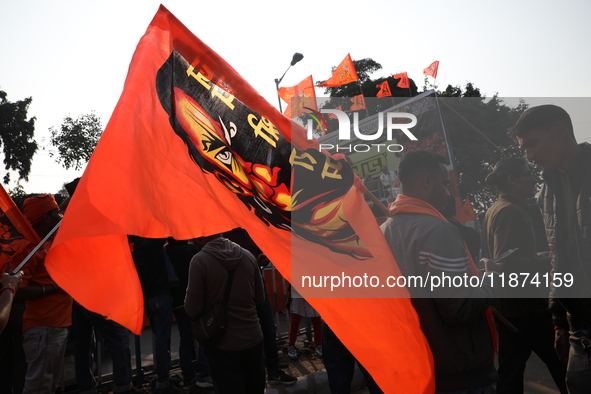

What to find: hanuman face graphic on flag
left=155, top=50, right=371, bottom=259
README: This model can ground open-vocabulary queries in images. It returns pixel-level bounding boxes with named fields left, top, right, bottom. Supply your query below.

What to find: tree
left=437, top=85, right=528, bottom=212
left=0, top=90, right=37, bottom=183
left=314, top=58, right=528, bottom=213
left=49, top=112, right=102, bottom=170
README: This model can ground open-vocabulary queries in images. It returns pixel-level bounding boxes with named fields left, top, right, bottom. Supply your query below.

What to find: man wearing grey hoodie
left=185, top=234, right=265, bottom=394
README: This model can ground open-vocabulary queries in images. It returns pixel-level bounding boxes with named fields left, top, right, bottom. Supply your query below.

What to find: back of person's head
left=509, top=104, right=573, bottom=139
left=485, top=157, right=528, bottom=193
left=23, top=194, right=59, bottom=225
left=398, top=150, right=447, bottom=187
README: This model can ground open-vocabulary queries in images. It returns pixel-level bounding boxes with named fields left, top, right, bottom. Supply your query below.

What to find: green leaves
left=49, top=112, right=102, bottom=170
left=0, top=90, right=37, bottom=183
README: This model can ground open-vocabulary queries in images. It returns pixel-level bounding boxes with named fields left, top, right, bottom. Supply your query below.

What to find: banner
left=46, top=7, right=434, bottom=393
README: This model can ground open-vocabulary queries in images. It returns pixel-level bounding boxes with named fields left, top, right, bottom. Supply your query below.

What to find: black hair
left=398, top=150, right=447, bottom=187
left=508, top=104, right=573, bottom=138
left=485, top=157, right=528, bottom=193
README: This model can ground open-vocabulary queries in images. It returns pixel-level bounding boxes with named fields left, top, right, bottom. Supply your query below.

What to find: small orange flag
left=423, top=61, right=439, bottom=78
left=278, top=75, right=317, bottom=118
left=376, top=81, right=392, bottom=97
left=350, top=94, right=366, bottom=111
left=393, top=72, right=410, bottom=89
left=316, top=54, right=359, bottom=88
left=327, top=105, right=343, bottom=119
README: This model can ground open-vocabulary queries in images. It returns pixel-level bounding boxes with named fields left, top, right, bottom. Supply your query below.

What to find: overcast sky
left=2, top=0, right=590, bottom=193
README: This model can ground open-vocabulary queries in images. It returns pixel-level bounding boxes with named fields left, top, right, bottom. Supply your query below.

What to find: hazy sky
left=2, top=0, right=590, bottom=193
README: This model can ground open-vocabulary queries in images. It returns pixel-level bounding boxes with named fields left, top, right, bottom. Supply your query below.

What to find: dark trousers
left=322, top=322, right=383, bottom=394
left=256, top=292, right=279, bottom=375
left=172, top=306, right=196, bottom=382
left=145, top=293, right=173, bottom=384
left=0, top=300, right=27, bottom=394
left=72, top=302, right=133, bottom=392
left=496, top=313, right=567, bottom=394
left=205, top=341, right=265, bottom=394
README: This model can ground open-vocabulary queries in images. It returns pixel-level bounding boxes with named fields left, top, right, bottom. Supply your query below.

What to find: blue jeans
left=72, top=302, right=133, bottom=393
left=322, top=322, right=383, bottom=394
left=172, top=306, right=196, bottom=382
left=144, top=293, right=173, bottom=384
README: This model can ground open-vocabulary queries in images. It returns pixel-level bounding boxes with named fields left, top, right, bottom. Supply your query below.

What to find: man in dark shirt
left=510, top=104, right=591, bottom=393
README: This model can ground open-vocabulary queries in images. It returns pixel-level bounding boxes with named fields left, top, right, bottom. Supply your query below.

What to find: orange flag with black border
left=46, top=7, right=434, bottom=393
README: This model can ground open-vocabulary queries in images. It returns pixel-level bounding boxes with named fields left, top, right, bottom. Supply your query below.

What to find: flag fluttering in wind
left=316, top=54, right=359, bottom=88
left=423, top=61, right=439, bottom=78
left=350, top=94, right=367, bottom=111
left=45, top=6, right=434, bottom=393
left=278, top=75, right=317, bottom=118
left=394, top=72, right=411, bottom=89
left=0, top=185, right=39, bottom=272
left=376, top=81, right=392, bottom=97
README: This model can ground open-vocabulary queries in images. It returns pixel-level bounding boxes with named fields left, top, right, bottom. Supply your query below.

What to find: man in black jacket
left=510, top=104, right=591, bottom=393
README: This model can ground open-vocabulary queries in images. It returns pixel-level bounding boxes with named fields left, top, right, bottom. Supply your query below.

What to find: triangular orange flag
left=350, top=94, right=367, bottom=111
left=423, top=61, right=439, bottom=78
left=316, top=54, right=359, bottom=88
left=278, top=75, right=317, bottom=118
left=45, top=7, right=434, bottom=393
left=327, top=105, right=343, bottom=119
left=376, top=81, right=392, bottom=97
left=393, top=72, right=411, bottom=89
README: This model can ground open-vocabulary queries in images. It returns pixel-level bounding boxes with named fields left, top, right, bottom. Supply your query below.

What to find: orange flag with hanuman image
left=277, top=75, right=317, bottom=118
left=46, top=6, right=434, bottom=393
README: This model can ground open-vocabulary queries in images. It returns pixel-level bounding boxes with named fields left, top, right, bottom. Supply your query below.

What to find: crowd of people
left=0, top=103, right=590, bottom=394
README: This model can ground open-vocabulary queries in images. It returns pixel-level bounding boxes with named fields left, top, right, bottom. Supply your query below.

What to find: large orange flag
left=316, top=53, right=359, bottom=87
left=277, top=75, right=317, bottom=118
left=46, top=6, right=434, bottom=393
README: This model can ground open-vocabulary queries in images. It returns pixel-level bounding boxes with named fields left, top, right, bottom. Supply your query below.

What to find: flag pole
left=12, top=220, right=61, bottom=273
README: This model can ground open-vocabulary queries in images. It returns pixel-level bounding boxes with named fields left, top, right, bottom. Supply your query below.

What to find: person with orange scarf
left=381, top=151, right=497, bottom=393
left=17, top=194, right=72, bottom=394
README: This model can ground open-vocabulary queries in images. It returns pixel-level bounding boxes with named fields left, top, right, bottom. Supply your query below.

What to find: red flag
left=350, top=94, right=366, bottom=111
left=376, top=81, right=392, bottom=97
left=277, top=75, right=317, bottom=118
left=327, top=105, right=342, bottom=119
left=316, top=54, right=359, bottom=88
left=423, top=61, right=439, bottom=78
left=393, top=72, right=410, bottom=89
left=46, top=7, right=434, bottom=393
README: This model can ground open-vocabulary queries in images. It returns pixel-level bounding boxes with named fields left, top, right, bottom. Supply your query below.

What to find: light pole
left=274, top=52, right=304, bottom=113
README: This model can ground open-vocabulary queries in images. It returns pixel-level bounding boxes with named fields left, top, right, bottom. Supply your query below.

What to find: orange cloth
left=46, top=7, right=435, bottom=393
left=21, top=240, right=72, bottom=332
left=23, top=194, right=59, bottom=225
